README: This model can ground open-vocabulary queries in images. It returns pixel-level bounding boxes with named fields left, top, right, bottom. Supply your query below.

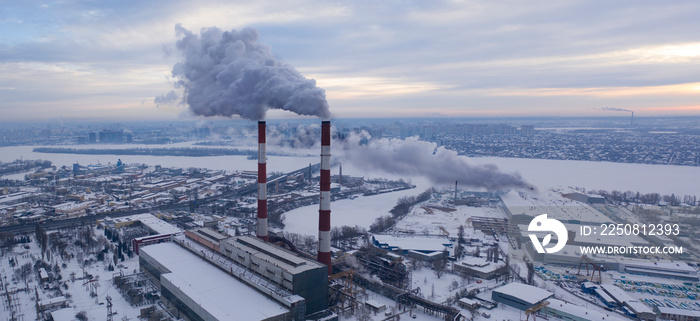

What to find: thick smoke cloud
left=342, top=135, right=532, bottom=191
left=168, top=25, right=331, bottom=121
left=602, top=107, right=632, bottom=112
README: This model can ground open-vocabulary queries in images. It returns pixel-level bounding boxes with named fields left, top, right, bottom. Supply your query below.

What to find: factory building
left=599, top=284, right=656, bottom=321
left=140, top=242, right=291, bottom=321
left=619, top=261, right=699, bottom=282
left=371, top=234, right=451, bottom=260
left=219, top=235, right=329, bottom=314
left=491, top=283, right=553, bottom=310
left=98, top=213, right=183, bottom=255
left=544, top=298, right=627, bottom=321
left=654, top=306, right=700, bottom=321
left=453, top=256, right=507, bottom=280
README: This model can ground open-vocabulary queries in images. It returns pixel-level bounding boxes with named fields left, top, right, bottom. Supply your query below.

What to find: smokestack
left=631, top=111, right=634, bottom=125
left=455, top=180, right=458, bottom=202
left=318, top=120, right=332, bottom=274
left=257, top=121, right=268, bottom=241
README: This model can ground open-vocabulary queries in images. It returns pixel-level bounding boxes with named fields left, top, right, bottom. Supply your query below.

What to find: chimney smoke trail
left=167, top=25, right=331, bottom=121
left=601, top=107, right=635, bottom=125
left=343, top=136, right=532, bottom=190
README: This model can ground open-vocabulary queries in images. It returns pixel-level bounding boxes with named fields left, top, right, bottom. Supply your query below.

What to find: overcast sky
left=2, top=0, right=700, bottom=121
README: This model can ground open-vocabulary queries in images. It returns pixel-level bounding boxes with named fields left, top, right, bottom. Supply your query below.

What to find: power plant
left=135, top=120, right=342, bottom=321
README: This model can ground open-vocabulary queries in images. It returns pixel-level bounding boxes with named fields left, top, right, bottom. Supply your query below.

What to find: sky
left=1, top=0, right=700, bottom=121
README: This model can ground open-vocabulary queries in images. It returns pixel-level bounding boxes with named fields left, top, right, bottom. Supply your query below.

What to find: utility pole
left=2, top=274, right=23, bottom=321
left=106, top=295, right=117, bottom=321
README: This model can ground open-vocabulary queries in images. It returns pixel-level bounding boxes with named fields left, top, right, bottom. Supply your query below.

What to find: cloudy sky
left=2, top=0, right=700, bottom=121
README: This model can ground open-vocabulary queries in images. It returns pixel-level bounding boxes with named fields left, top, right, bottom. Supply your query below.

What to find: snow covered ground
left=1, top=230, right=144, bottom=321
left=390, top=192, right=505, bottom=237
left=283, top=177, right=432, bottom=236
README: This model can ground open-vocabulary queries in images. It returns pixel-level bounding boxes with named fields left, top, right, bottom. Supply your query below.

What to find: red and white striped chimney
left=318, top=120, right=332, bottom=274
left=257, top=121, right=268, bottom=241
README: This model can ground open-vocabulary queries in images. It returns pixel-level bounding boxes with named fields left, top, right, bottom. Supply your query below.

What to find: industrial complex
left=0, top=119, right=699, bottom=321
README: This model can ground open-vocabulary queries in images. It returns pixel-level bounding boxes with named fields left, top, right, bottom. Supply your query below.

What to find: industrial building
left=370, top=234, right=451, bottom=260
left=139, top=227, right=330, bottom=319
left=544, top=298, right=627, bottom=321
left=501, top=190, right=613, bottom=225
left=140, top=242, right=292, bottom=321
left=98, top=213, right=183, bottom=255
left=453, top=256, right=507, bottom=280
left=219, top=235, right=329, bottom=314
left=619, top=261, right=699, bottom=282
left=654, top=306, right=700, bottom=321
left=599, top=284, right=656, bottom=321
left=491, top=283, right=553, bottom=310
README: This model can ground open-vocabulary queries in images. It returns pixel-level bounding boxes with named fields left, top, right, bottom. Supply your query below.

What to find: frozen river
left=1, top=144, right=699, bottom=196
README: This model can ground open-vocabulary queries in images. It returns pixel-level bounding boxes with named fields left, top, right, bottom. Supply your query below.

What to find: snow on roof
left=50, top=308, right=76, bottom=321
left=372, top=234, right=450, bottom=253
left=141, top=242, right=289, bottom=320
left=656, top=306, right=700, bottom=317
left=623, top=261, right=698, bottom=274
left=226, top=236, right=325, bottom=274
left=547, top=299, right=627, bottom=321
left=458, top=298, right=478, bottom=305
left=600, top=284, right=634, bottom=303
left=455, top=256, right=506, bottom=273
left=364, top=299, right=385, bottom=309
left=493, top=283, right=552, bottom=305
left=625, top=299, right=654, bottom=314
left=115, top=213, right=181, bottom=235
left=502, top=190, right=613, bottom=224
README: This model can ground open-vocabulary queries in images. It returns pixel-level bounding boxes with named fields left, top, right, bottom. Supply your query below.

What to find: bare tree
left=433, top=259, right=447, bottom=278
left=356, top=305, right=372, bottom=321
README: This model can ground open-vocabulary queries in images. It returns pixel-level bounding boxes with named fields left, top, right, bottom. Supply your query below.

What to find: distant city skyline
left=2, top=1, right=700, bottom=121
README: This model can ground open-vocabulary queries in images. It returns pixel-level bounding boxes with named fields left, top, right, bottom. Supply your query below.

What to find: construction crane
left=576, top=255, right=603, bottom=283
left=439, top=226, right=450, bottom=237
left=525, top=300, right=549, bottom=321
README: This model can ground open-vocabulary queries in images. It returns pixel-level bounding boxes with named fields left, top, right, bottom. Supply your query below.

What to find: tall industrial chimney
left=257, top=121, right=268, bottom=241
left=630, top=111, right=634, bottom=125
left=318, top=120, right=332, bottom=274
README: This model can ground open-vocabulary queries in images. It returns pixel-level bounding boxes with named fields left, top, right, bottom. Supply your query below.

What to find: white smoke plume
left=341, top=135, right=533, bottom=191
left=165, top=24, right=331, bottom=121
left=602, top=107, right=632, bottom=112
left=266, top=123, right=323, bottom=149
left=230, top=123, right=532, bottom=190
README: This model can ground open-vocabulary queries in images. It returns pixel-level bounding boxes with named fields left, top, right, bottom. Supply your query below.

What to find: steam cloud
left=166, top=25, right=331, bottom=121
left=342, top=135, right=532, bottom=191
left=602, top=107, right=632, bottom=112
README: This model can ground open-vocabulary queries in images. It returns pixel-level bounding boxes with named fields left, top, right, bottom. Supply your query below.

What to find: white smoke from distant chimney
left=602, top=107, right=632, bottom=112
left=160, top=24, right=331, bottom=121
left=241, top=124, right=531, bottom=190
left=340, top=134, right=533, bottom=190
